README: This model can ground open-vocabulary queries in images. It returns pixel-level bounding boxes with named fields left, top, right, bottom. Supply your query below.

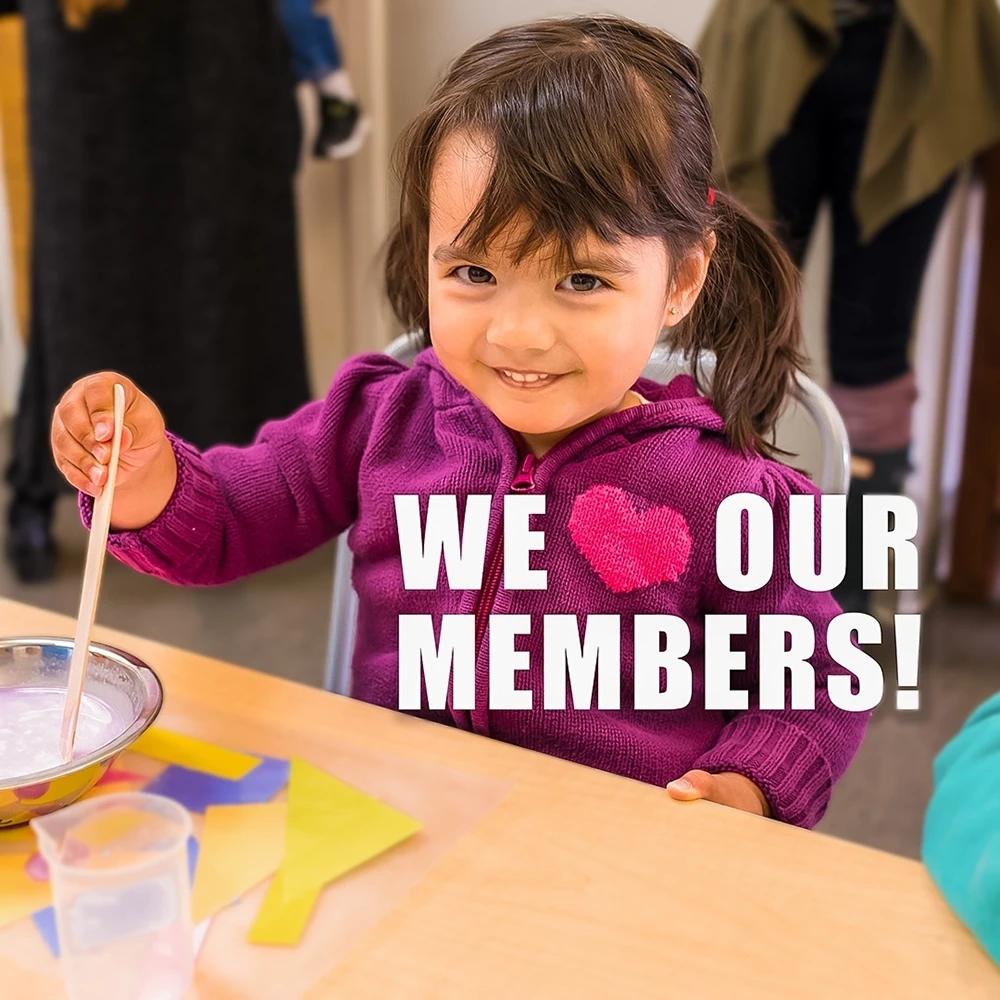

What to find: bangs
left=437, top=55, right=685, bottom=269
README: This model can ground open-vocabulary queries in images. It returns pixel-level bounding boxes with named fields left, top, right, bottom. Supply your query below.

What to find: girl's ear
left=663, top=232, right=717, bottom=328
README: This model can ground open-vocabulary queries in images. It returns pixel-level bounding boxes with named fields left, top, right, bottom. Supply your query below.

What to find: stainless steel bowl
left=0, top=637, right=163, bottom=827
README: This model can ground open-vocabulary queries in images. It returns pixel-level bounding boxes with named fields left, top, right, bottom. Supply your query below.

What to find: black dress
left=7, top=0, right=310, bottom=507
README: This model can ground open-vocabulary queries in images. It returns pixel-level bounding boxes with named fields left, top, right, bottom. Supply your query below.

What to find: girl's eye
left=454, top=265, right=495, bottom=285
left=559, top=273, right=604, bottom=293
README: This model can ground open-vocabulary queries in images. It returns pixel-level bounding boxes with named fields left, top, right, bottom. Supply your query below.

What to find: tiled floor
left=1, top=423, right=997, bottom=858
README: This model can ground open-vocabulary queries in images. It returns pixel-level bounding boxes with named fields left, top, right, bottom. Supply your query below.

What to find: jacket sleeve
left=695, top=463, right=870, bottom=828
left=79, top=354, right=405, bottom=586
left=922, top=692, right=1000, bottom=968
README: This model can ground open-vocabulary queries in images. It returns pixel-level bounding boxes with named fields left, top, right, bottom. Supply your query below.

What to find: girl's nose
left=485, top=307, right=558, bottom=354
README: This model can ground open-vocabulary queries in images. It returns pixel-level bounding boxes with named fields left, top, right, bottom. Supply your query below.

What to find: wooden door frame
left=947, top=144, right=1000, bottom=601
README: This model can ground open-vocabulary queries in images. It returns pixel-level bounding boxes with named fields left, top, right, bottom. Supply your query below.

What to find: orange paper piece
left=0, top=853, right=51, bottom=929
left=247, top=758, right=422, bottom=946
left=132, top=728, right=260, bottom=780
left=191, top=803, right=287, bottom=923
left=0, top=826, right=36, bottom=849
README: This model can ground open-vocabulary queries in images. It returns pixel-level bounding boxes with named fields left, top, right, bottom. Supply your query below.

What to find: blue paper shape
left=187, top=834, right=199, bottom=880
left=142, top=756, right=290, bottom=814
left=33, top=836, right=200, bottom=959
left=32, top=907, right=59, bottom=958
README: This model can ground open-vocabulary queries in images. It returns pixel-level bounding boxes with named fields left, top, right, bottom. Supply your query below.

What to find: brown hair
left=385, top=15, right=805, bottom=458
left=61, top=0, right=129, bottom=30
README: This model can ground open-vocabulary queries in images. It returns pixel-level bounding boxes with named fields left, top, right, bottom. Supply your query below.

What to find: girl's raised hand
left=50, top=372, right=177, bottom=529
left=667, top=770, right=772, bottom=818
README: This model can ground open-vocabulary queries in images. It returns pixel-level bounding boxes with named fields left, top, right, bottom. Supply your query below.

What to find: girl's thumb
left=667, top=770, right=714, bottom=801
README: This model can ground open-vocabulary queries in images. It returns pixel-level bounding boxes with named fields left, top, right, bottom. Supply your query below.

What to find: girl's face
left=427, top=132, right=710, bottom=456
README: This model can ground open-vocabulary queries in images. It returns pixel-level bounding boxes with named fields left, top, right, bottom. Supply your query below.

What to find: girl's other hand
left=50, top=372, right=177, bottom=529
left=667, top=770, right=771, bottom=817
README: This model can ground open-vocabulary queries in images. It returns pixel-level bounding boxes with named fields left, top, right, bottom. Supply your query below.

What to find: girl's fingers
left=54, top=454, right=100, bottom=498
left=57, top=394, right=104, bottom=454
left=51, top=415, right=106, bottom=486
left=81, top=374, right=138, bottom=441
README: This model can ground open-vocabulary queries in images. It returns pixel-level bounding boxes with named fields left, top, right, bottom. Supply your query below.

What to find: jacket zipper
left=473, top=452, right=537, bottom=654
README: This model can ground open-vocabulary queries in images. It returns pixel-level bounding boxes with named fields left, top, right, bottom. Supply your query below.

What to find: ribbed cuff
left=693, top=713, right=833, bottom=828
left=78, top=433, right=221, bottom=578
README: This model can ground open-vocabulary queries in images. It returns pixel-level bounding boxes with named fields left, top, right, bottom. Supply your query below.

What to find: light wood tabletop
left=0, top=597, right=997, bottom=999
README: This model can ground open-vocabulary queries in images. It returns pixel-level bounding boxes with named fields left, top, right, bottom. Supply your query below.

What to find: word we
left=394, top=493, right=920, bottom=592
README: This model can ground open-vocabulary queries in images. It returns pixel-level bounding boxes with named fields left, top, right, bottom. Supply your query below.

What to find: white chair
left=322, top=332, right=850, bottom=695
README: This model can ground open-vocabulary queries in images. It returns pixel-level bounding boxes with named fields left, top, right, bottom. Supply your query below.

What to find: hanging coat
left=698, top=0, right=1000, bottom=242
left=18, top=0, right=310, bottom=451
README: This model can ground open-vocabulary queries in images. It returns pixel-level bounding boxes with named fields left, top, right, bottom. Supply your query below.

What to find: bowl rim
left=0, top=636, right=163, bottom=791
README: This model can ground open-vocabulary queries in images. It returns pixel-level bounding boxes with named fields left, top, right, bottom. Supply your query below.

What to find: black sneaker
left=314, top=95, right=370, bottom=160
left=5, top=497, right=56, bottom=583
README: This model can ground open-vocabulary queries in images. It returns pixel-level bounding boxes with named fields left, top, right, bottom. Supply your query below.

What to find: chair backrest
left=322, top=333, right=850, bottom=694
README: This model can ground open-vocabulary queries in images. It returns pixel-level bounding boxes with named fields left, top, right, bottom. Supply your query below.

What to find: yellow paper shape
left=132, top=728, right=259, bottom=780
left=279, top=758, right=422, bottom=904
left=246, top=758, right=422, bottom=947
left=191, top=803, right=287, bottom=923
left=0, top=853, right=52, bottom=928
left=246, top=870, right=320, bottom=946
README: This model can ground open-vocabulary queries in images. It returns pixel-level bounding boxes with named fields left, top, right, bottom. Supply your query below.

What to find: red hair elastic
left=707, top=187, right=716, bottom=207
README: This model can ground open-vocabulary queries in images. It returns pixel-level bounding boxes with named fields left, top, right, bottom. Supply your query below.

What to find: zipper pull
left=510, top=453, right=536, bottom=491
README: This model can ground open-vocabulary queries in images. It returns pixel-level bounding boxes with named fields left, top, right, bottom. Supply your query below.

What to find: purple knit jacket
left=85, top=350, right=869, bottom=827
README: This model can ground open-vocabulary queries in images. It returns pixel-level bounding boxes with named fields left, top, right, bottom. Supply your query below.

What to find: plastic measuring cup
left=31, top=792, right=194, bottom=1000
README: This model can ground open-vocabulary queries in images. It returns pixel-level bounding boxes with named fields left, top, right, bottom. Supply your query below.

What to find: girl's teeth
left=503, top=370, right=550, bottom=384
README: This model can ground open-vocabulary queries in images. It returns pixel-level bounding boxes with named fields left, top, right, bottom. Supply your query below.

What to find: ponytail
left=671, top=190, right=806, bottom=459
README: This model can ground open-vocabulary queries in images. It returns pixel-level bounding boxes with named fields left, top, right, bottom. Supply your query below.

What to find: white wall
left=386, top=2, right=715, bottom=139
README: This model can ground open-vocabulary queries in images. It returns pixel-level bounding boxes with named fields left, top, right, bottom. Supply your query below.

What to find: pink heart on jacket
left=568, top=485, right=692, bottom=594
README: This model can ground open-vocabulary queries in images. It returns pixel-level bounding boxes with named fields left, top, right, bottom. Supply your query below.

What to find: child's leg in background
left=768, top=13, right=952, bottom=615
left=276, top=0, right=367, bottom=158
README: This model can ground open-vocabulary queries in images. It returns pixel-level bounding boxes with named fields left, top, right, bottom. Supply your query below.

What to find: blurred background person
left=5, top=0, right=311, bottom=582
left=699, top=0, right=1000, bottom=614
left=277, top=0, right=369, bottom=160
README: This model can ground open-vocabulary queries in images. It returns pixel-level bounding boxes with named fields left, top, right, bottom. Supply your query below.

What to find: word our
left=393, top=492, right=920, bottom=592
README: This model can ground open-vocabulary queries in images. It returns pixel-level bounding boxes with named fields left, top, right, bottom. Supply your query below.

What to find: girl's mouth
left=493, top=368, right=565, bottom=390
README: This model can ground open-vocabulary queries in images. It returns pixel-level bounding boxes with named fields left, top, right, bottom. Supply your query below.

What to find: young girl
left=51, top=15, right=868, bottom=829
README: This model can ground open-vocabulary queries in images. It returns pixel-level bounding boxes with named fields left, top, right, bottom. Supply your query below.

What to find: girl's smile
left=491, top=366, right=568, bottom=390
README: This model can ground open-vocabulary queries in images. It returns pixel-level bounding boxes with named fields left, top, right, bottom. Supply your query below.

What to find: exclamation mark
left=895, top=614, right=921, bottom=710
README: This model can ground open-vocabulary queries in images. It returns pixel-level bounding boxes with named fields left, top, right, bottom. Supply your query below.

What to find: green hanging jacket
left=698, top=0, right=1000, bottom=241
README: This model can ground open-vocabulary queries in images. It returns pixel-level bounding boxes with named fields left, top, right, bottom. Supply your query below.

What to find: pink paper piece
left=24, top=853, right=49, bottom=883
left=95, top=768, right=147, bottom=787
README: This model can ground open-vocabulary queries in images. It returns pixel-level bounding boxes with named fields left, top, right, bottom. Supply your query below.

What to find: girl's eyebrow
left=570, top=253, right=637, bottom=277
left=432, top=243, right=637, bottom=277
left=431, top=244, right=483, bottom=265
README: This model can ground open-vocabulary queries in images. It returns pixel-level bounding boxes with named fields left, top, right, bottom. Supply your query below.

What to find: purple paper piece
left=33, top=907, right=59, bottom=958
left=187, top=835, right=199, bottom=881
left=142, top=757, right=289, bottom=814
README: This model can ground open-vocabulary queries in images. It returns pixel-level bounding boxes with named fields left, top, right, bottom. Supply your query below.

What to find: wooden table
left=1, top=597, right=997, bottom=999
